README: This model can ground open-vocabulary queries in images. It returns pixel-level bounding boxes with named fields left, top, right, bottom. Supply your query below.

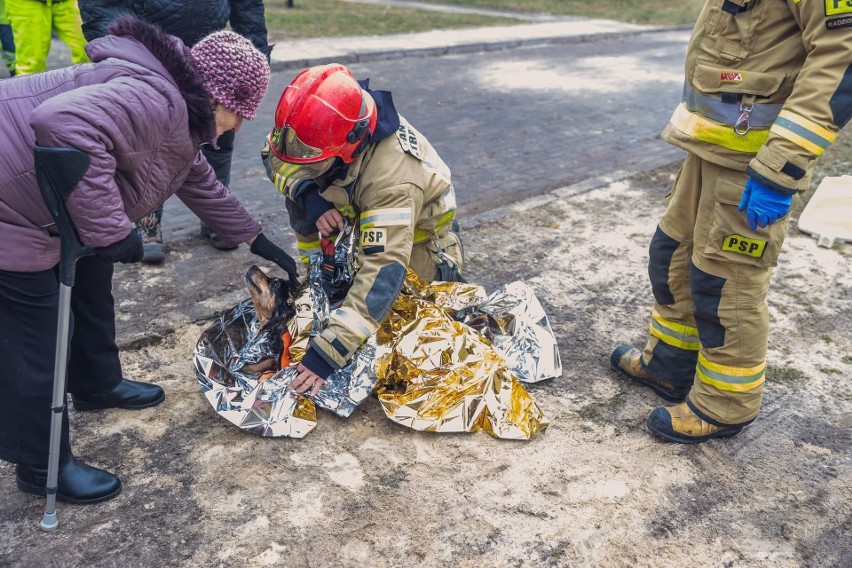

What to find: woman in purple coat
left=0, top=17, right=298, bottom=504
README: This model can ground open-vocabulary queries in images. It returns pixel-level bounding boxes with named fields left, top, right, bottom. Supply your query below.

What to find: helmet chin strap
left=350, top=131, right=372, bottom=160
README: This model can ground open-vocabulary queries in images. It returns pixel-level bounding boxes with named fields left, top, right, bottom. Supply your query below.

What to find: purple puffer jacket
left=0, top=17, right=262, bottom=272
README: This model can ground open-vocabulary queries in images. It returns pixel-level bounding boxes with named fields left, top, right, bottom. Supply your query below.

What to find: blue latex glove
left=737, top=177, right=793, bottom=231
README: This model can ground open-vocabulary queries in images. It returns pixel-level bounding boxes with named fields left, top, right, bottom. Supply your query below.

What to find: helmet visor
left=271, top=126, right=324, bottom=161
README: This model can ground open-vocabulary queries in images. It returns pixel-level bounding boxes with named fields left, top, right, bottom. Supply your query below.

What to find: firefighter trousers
left=640, top=153, right=797, bottom=425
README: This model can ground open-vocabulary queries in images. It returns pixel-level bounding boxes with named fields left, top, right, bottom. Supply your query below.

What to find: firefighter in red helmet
left=262, top=63, right=464, bottom=396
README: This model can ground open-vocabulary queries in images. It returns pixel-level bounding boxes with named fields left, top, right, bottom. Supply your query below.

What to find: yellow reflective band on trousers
left=669, top=103, right=769, bottom=153
left=770, top=110, right=837, bottom=156
left=297, top=239, right=320, bottom=264
left=413, top=210, right=457, bottom=244
left=648, top=308, right=701, bottom=350
left=696, top=353, right=765, bottom=392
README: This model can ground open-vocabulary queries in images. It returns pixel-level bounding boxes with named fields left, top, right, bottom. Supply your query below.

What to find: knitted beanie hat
left=190, top=31, right=270, bottom=120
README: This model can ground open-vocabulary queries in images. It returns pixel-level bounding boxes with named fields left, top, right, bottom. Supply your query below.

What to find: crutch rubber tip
left=39, top=512, right=58, bottom=532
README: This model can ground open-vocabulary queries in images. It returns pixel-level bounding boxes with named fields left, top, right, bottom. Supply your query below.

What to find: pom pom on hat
left=190, top=31, right=270, bottom=120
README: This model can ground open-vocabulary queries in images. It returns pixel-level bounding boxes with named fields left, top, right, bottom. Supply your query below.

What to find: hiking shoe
left=647, top=402, right=746, bottom=445
left=136, top=207, right=166, bottom=264
left=201, top=223, right=238, bottom=251
left=610, top=345, right=691, bottom=402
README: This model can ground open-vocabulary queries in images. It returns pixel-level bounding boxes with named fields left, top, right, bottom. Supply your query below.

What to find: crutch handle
left=34, top=145, right=95, bottom=286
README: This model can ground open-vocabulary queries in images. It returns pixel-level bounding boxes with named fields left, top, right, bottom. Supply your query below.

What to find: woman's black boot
left=16, top=456, right=122, bottom=504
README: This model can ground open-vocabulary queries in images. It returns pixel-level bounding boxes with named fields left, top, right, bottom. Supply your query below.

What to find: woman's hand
left=248, top=232, right=299, bottom=283
left=290, top=363, right=325, bottom=396
left=316, top=209, right=344, bottom=235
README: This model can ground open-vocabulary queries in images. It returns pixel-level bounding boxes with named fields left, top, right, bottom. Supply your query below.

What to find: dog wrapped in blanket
left=241, top=265, right=297, bottom=376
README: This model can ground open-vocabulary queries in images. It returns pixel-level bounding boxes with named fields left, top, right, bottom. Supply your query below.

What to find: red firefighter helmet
left=269, top=64, right=378, bottom=164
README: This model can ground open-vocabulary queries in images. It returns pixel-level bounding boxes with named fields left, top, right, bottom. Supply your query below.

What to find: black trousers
left=0, top=256, right=122, bottom=467
left=202, top=129, right=235, bottom=187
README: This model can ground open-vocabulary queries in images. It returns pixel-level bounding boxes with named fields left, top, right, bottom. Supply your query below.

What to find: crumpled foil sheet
left=193, top=248, right=377, bottom=436
left=376, top=272, right=549, bottom=440
left=193, top=300, right=317, bottom=438
left=194, top=247, right=558, bottom=440
left=462, top=281, right=562, bottom=383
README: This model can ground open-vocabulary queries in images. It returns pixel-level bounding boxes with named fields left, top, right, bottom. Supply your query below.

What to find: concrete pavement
left=270, top=18, right=686, bottom=70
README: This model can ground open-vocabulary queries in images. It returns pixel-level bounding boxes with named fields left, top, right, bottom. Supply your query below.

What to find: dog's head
left=245, top=265, right=296, bottom=327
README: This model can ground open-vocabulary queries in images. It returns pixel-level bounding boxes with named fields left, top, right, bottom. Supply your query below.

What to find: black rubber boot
left=610, top=345, right=692, bottom=402
left=16, top=456, right=121, bottom=504
left=72, top=378, right=165, bottom=411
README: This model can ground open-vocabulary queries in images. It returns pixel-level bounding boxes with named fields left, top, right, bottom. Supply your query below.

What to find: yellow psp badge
left=826, top=0, right=852, bottom=16
left=722, top=234, right=767, bottom=258
left=360, top=228, right=387, bottom=247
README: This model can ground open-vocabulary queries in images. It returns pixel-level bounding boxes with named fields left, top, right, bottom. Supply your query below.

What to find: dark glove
left=95, top=229, right=143, bottom=264
left=737, top=177, right=794, bottom=231
left=250, top=233, right=299, bottom=282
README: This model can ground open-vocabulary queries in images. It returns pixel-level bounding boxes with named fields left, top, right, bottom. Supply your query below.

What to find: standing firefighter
left=262, top=63, right=464, bottom=396
left=612, top=0, right=852, bottom=443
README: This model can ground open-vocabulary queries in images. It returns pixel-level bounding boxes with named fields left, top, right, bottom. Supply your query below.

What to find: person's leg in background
left=4, top=0, right=51, bottom=75
left=50, top=0, right=89, bottom=65
left=137, top=205, right=166, bottom=264
left=66, top=255, right=165, bottom=410
left=0, top=0, right=16, bottom=77
left=200, top=129, right=238, bottom=250
left=0, top=267, right=121, bottom=503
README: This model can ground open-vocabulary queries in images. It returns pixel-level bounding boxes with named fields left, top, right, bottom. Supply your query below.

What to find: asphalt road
left=164, top=29, right=690, bottom=240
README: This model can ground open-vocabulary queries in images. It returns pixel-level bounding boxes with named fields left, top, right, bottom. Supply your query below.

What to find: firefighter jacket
left=263, top=107, right=458, bottom=379
left=662, top=0, right=852, bottom=195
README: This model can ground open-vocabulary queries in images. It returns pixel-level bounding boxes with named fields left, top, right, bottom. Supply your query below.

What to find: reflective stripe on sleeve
left=360, top=208, right=412, bottom=229
left=696, top=353, right=765, bottom=392
left=330, top=306, right=378, bottom=340
left=648, top=308, right=701, bottom=350
left=770, top=110, right=837, bottom=156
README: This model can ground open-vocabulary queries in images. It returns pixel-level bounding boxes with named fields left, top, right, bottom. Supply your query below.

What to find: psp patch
left=360, top=227, right=387, bottom=255
left=722, top=234, right=766, bottom=258
left=825, top=0, right=852, bottom=16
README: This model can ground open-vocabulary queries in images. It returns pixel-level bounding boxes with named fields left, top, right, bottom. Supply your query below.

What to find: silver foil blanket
left=194, top=258, right=559, bottom=439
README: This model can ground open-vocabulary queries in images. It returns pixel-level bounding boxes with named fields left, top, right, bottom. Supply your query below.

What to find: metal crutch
left=33, top=145, right=93, bottom=532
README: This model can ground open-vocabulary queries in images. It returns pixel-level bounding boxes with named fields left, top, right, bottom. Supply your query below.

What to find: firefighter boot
left=647, top=402, right=746, bottom=445
left=137, top=206, right=166, bottom=264
left=610, top=345, right=691, bottom=402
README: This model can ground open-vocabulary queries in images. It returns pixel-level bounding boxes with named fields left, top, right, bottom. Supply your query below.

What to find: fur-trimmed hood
left=86, top=16, right=216, bottom=144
